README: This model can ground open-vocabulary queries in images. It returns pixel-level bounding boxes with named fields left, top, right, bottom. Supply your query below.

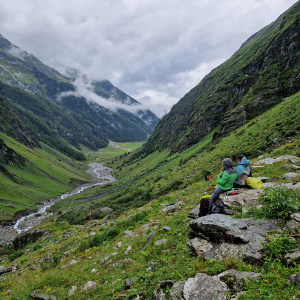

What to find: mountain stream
left=0, top=163, right=117, bottom=245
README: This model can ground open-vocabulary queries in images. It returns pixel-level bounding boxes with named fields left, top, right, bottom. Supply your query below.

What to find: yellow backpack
left=246, top=177, right=264, bottom=189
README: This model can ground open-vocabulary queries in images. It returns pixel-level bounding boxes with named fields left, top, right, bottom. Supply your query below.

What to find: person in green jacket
left=207, top=158, right=238, bottom=215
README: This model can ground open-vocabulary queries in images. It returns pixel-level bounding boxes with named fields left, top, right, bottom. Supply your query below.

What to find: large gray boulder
left=189, top=214, right=278, bottom=261
left=183, top=273, right=229, bottom=300
left=219, top=189, right=262, bottom=208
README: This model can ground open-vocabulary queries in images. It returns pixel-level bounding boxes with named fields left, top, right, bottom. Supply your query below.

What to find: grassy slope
left=0, top=133, right=91, bottom=222
left=0, top=93, right=299, bottom=299
left=50, top=91, right=300, bottom=225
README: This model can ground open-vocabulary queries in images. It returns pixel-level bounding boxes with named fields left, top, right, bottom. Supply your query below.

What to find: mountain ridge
left=141, top=1, right=300, bottom=154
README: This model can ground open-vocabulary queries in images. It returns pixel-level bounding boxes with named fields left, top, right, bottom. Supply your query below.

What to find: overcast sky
left=0, top=0, right=298, bottom=117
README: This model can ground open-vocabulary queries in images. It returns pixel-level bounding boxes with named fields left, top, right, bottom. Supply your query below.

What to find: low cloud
left=0, top=0, right=298, bottom=116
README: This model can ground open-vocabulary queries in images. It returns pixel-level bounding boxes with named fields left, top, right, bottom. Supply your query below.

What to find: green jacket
left=217, top=158, right=238, bottom=190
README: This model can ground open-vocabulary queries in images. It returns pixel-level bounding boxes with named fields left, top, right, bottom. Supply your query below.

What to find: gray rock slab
left=81, top=281, right=97, bottom=291
left=290, top=159, right=300, bottom=164
left=60, top=259, right=78, bottom=269
left=234, top=271, right=261, bottom=291
left=284, top=248, right=300, bottom=266
left=280, top=164, right=300, bottom=171
left=68, top=286, right=77, bottom=296
left=0, top=266, right=12, bottom=276
left=231, top=291, right=246, bottom=300
left=187, top=237, right=256, bottom=261
left=183, top=273, right=229, bottom=300
left=99, top=207, right=113, bottom=213
left=219, top=189, right=262, bottom=208
left=188, top=206, right=200, bottom=219
left=287, top=273, right=300, bottom=285
left=253, top=156, right=299, bottom=165
left=291, top=213, right=300, bottom=222
left=263, top=182, right=300, bottom=190
left=155, top=239, right=168, bottom=246
left=170, top=281, right=186, bottom=300
left=125, top=246, right=132, bottom=255
left=125, top=277, right=138, bottom=289
left=187, top=238, right=214, bottom=257
left=112, top=259, right=134, bottom=268
left=282, top=172, right=299, bottom=180
left=164, top=201, right=183, bottom=215
left=29, top=290, right=57, bottom=300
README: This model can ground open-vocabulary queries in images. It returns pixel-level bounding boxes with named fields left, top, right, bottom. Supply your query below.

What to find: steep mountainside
left=0, top=35, right=159, bottom=155
left=143, top=1, right=300, bottom=154
left=92, top=79, right=159, bottom=130
left=0, top=93, right=39, bottom=149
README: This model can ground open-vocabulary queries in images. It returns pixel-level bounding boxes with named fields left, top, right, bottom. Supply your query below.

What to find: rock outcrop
left=188, top=214, right=278, bottom=261
left=13, top=229, right=46, bottom=250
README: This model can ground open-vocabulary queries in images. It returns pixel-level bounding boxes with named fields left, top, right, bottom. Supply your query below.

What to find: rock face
left=183, top=273, right=229, bottom=300
left=188, top=214, right=278, bottom=261
left=13, top=229, right=45, bottom=250
left=213, top=106, right=247, bottom=140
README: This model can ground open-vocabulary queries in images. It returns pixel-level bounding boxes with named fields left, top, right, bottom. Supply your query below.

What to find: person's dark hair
left=236, top=154, right=245, bottom=160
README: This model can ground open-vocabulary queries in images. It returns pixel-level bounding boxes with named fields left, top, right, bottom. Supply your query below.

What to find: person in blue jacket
left=233, top=155, right=252, bottom=188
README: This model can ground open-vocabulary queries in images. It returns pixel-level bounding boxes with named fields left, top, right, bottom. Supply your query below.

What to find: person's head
left=236, top=154, right=245, bottom=162
left=222, top=158, right=234, bottom=169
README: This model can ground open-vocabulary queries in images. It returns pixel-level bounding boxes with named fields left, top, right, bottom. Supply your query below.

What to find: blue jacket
left=235, top=157, right=251, bottom=185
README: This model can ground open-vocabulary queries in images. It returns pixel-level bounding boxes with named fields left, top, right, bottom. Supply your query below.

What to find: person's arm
left=217, top=171, right=230, bottom=186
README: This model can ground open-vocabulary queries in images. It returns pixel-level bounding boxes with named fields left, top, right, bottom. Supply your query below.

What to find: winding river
left=0, top=163, right=117, bottom=245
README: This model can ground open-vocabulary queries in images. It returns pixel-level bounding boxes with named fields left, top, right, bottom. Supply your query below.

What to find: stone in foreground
left=29, top=290, right=57, bottom=300
left=183, top=273, right=229, bottom=300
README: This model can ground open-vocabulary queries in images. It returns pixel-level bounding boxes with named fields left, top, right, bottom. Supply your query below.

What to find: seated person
left=233, top=155, right=252, bottom=188
left=207, top=158, right=237, bottom=215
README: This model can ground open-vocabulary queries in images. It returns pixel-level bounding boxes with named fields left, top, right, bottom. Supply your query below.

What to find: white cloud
left=0, top=0, right=298, bottom=115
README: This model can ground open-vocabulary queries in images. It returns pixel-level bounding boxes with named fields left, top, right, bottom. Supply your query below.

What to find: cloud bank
left=0, top=0, right=297, bottom=117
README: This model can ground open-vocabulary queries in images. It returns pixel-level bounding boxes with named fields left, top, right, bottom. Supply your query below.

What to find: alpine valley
left=0, top=2, right=300, bottom=300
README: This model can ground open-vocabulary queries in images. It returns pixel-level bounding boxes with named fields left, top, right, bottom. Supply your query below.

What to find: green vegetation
left=1, top=3, right=300, bottom=298
left=0, top=132, right=91, bottom=222
left=240, top=187, right=300, bottom=220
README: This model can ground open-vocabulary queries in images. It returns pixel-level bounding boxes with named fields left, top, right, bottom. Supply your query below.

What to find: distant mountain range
left=0, top=34, right=159, bottom=160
